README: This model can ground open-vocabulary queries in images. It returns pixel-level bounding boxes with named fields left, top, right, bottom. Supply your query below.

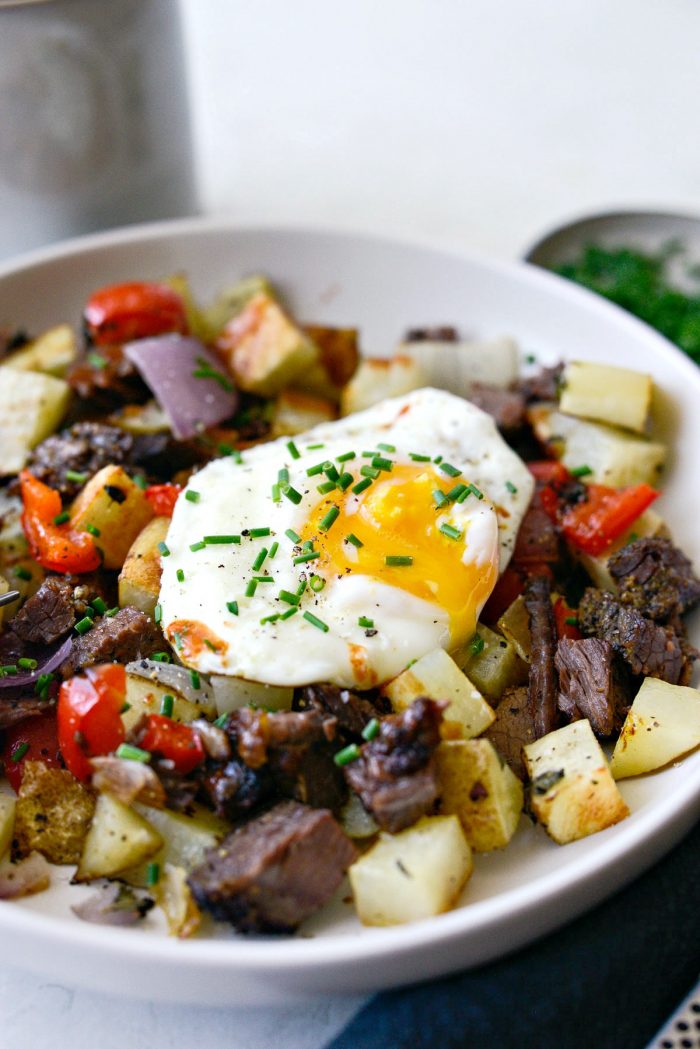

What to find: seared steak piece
left=512, top=500, right=560, bottom=568
left=608, top=537, right=700, bottom=623
left=524, top=573, right=559, bottom=738
left=577, top=587, right=689, bottom=684
left=67, top=344, right=148, bottom=408
left=297, top=683, right=387, bottom=738
left=555, top=637, right=632, bottom=737
left=61, top=607, right=162, bottom=678
left=0, top=696, right=48, bottom=731
left=344, top=697, right=443, bottom=833
left=28, top=422, right=134, bottom=500
left=483, top=686, right=535, bottom=780
left=201, top=759, right=272, bottom=822
left=11, top=575, right=97, bottom=645
left=188, top=799, right=357, bottom=933
left=467, top=383, right=526, bottom=432
left=404, top=326, right=459, bottom=342
left=516, top=363, right=563, bottom=403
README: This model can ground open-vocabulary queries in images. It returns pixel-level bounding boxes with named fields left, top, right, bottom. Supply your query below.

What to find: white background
left=2, top=2, right=700, bottom=1047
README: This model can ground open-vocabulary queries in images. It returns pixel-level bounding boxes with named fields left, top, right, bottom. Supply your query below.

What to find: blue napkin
left=326, top=817, right=700, bottom=1049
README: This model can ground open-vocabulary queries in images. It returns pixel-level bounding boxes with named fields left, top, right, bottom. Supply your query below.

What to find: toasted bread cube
left=13, top=761, right=96, bottom=864
left=527, top=406, right=666, bottom=488
left=524, top=720, right=629, bottom=844
left=270, top=388, right=336, bottom=438
left=496, top=595, right=532, bottom=663
left=4, top=324, right=77, bottom=378
left=382, top=648, right=494, bottom=739
left=398, top=336, right=519, bottom=394
left=349, top=815, right=472, bottom=926
left=0, top=368, right=71, bottom=475
left=0, top=795, right=16, bottom=861
left=118, top=515, right=170, bottom=615
left=610, top=677, right=700, bottom=779
left=559, top=361, right=652, bottom=434
left=574, top=509, right=669, bottom=591
left=70, top=465, right=154, bottom=570
left=340, top=356, right=426, bottom=416
left=216, top=290, right=318, bottom=397
left=436, top=739, right=524, bottom=851
left=297, top=325, right=360, bottom=401
left=74, top=793, right=163, bottom=882
left=452, top=623, right=529, bottom=701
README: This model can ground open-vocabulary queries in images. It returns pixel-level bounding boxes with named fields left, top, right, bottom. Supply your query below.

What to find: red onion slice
left=124, top=335, right=239, bottom=439
left=0, top=636, right=72, bottom=693
left=72, top=881, right=153, bottom=926
left=0, top=852, right=51, bottom=899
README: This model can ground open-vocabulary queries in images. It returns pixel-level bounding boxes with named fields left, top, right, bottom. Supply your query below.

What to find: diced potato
left=296, top=325, right=360, bottom=401
left=210, top=675, right=294, bottom=715
left=527, top=406, right=666, bottom=488
left=74, top=794, right=163, bottom=882
left=339, top=793, right=379, bottom=840
left=118, top=515, right=170, bottom=615
left=496, top=595, right=531, bottom=663
left=124, top=803, right=229, bottom=886
left=397, top=336, right=519, bottom=395
left=340, top=356, right=426, bottom=416
left=163, top=273, right=210, bottom=343
left=382, top=648, right=495, bottom=739
left=200, top=274, right=275, bottom=342
left=0, top=368, right=71, bottom=475
left=574, top=509, right=669, bottom=591
left=349, top=815, right=472, bottom=926
left=13, top=761, right=96, bottom=865
left=452, top=623, right=529, bottom=702
left=216, top=290, right=318, bottom=397
left=3, top=324, right=77, bottom=378
left=153, top=863, right=201, bottom=938
left=270, top=388, right=336, bottom=438
left=524, top=720, right=629, bottom=845
left=610, top=677, right=700, bottom=779
left=436, top=739, right=524, bottom=851
left=559, top=361, right=652, bottom=434
left=70, top=465, right=154, bottom=570
left=0, top=795, right=16, bottom=861
left=123, top=666, right=215, bottom=732
left=108, top=400, right=170, bottom=435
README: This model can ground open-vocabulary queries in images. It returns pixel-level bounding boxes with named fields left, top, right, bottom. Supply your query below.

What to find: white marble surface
left=3, top=1, right=700, bottom=1046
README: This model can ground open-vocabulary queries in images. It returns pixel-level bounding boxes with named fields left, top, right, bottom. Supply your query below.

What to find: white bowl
left=1, top=219, right=699, bottom=1005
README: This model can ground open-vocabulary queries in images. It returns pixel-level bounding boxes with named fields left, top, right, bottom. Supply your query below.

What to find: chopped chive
left=439, top=462, right=462, bottom=478
left=245, top=580, right=258, bottom=597
left=278, top=467, right=290, bottom=486
left=296, top=578, right=308, bottom=596
left=10, top=742, right=29, bottom=763
left=385, top=555, right=413, bottom=567
left=285, top=528, right=301, bottom=543
left=309, top=574, right=325, bottom=592
left=176, top=568, right=185, bottom=583
left=439, top=522, right=463, bottom=541
left=307, top=443, right=325, bottom=450
left=74, top=616, right=93, bottom=635
left=336, top=451, right=356, bottom=463
left=253, top=576, right=274, bottom=584
left=433, top=489, right=449, bottom=508
left=87, top=350, right=106, bottom=369
left=469, top=633, right=485, bottom=655
left=358, top=616, right=374, bottom=628
left=116, top=743, right=151, bottom=763
left=160, top=694, right=174, bottom=717
left=132, top=474, right=148, bottom=490
left=307, top=461, right=326, bottom=477
left=154, top=604, right=162, bottom=624
left=361, top=450, right=380, bottom=458
left=83, top=606, right=95, bottom=619
left=13, top=566, right=32, bottom=581
left=269, top=541, right=279, bottom=559
left=157, top=541, right=170, bottom=557
left=120, top=701, right=131, bottom=714
left=410, top=452, right=431, bottom=462
left=17, top=657, right=38, bottom=671
left=302, top=540, right=314, bottom=552
left=185, top=489, right=200, bottom=503
left=337, top=472, right=353, bottom=491
left=352, top=477, right=372, bottom=495
left=303, top=611, right=329, bottom=632
left=146, top=861, right=160, bottom=887
left=91, top=596, right=107, bottom=615
left=433, top=455, right=443, bottom=464
left=466, top=483, right=484, bottom=500
left=151, top=652, right=172, bottom=663
left=371, top=456, right=393, bottom=472
left=189, top=669, right=201, bottom=690
left=293, top=551, right=321, bottom=565
left=317, top=480, right=336, bottom=495
left=279, top=589, right=301, bottom=606
left=362, top=718, right=380, bottom=741
left=564, top=616, right=579, bottom=626
left=219, top=445, right=243, bottom=463
left=203, top=638, right=218, bottom=652
left=377, top=442, right=396, bottom=453
left=1, top=665, right=17, bottom=676
left=361, top=465, right=380, bottom=479
left=86, top=524, right=101, bottom=537
left=106, top=606, right=119, bottom=617
left=250, top=527, right=271, bottom=538
left=260, top=613, right=280, bottom=624
left=226, top=600, right=239, bottom=615
left=192, top=356, right=234, bottom=391
left=446, top=483, right=468, bottom=502
left=346, top=533, right=363, bottom=548
left=333, top=743, right=360, bottom=767
left=505, top=480, right=518, bottom=494
left=252, top=547, right=268, bottom=571
left=190, top=540, right=206, bottom=552
left=271, top=483, right=281, bottom=503
left=319, top=506, right=340, bottom=532
left=213, top=713, right=229, bottom=728
left=280, top=606, right=299, bottom=620
left=53, top=511, right=70, bottom=526
left=65, top=469, right=88, bottom=484
left=323, top=462, right=340, bottom=482
left=204, top=534, right=239, bottom=545
left=34, top=672, right=54, bottom=698
left=570, top=464, right=593, bottom=478
left=287, top=440, right=301, bottom=460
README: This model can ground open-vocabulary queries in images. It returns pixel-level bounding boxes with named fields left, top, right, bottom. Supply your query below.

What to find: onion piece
left=153, top=863, right=201, bottom=938
left=123, top=334, right=239, bottom=439
left=0, top=636, right=72, bottom=693
left=72, top=881, right=153, bottom=926
left=90, top=756, right=166, bottom=809
left=0, top=851, right=50, bottom=899
left=191, top=719, right=230, bottom=761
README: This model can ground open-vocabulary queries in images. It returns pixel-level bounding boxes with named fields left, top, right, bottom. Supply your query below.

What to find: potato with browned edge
left=118, top=515, right=170, bottom=615
left=70, top=465, right=154, bottom=570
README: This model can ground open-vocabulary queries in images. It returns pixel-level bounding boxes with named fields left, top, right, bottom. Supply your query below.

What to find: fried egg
left=158, top=388, right=534, bottom=688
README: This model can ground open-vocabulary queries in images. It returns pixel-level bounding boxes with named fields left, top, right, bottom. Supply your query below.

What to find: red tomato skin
left=0, top=711, right=61, bottom=793
left=20, top=470, right=101, bottom=575
left=139, top=715, right=205, bottom=774
left=145, top=484, right=182, bottom=517
left=84, top=282, right=188, bottom=346
left=57, top=664, right=126, bottom=781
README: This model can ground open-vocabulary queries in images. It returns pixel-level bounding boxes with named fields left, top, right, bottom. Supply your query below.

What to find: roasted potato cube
left=153, top=863, right=202, bottom=937
left=13, top=761, right=96, bottom=864
left=524, top=720, right=629, bottom=844
left=496, top=595, right=532, bottom=663
left=559, top=361, right=652, bottom=433
left=339, top=793, right=379, bottom=840
left=124, top=803, right=229, bottom=887
left=74, top=793, right=163, bottom=882
left=296, top=325, right=360, bottom=401
left=163, top=273, right=210, bottom=343
left=574, top=509, right=669, bottom=592
left=123, top=668, right=215, bottom=732
left=340, top=356, right=427, bottom=416
left=398, top=336, right=519, bottom=394
left=270, top=388, right=336, bottom=438
left=436, top=739, right=523, bottom=851
left=610, top=677, right=700, bottom=779
left=118, top=515, right=170, bottom=614
left=4, top=324, right=77, bottom=378
left=0, top=368, right=71, bottom=475
left=216, top=290, right=318, bottom=397
left=200, top=274, right=275, bottom=342
left=210, top=675, right=294, bottom=715
left=70, top=465, right=154, bottom=570
left=382, top=648, right=495, bottom=739
left=0, top=795, right=16, bottom=861
left=453, top=623, right=529, bottom=702
left=349, top=815, right=472, bottom=925
left=108, top=400, right=170, bottom=435
left=527, top=406, right=666, bottom=488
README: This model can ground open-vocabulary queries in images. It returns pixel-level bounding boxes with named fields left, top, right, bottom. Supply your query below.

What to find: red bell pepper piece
left=20, top=470, right=101, bottom=575
left=84, top=281, right=188, bottom=346
left=0, top=710, right=62, bottom=793
left=560, top=483, right=659, bottom=557
left=527, top=460, right=572, bottom=487
left=145, top=483, right=182, bottom=517
left=139, top=714, right=205, bottom=774
left=57, top=664, right=126, bottom=781
left=553, top=596, right=583, bottom=641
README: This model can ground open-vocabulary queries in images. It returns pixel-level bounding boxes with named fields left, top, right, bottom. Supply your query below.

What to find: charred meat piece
left=404, top=326, right=459, bottom=342
left=608, top=537, right=700, bottom=623
left=200, top=758, right=272, bottom=822
left=512, top=500, right=560, bottom=568
left=344, top=697, right=443, bottom=833
left=10, top=573, right=109, bottom=645
left=297, top=683, right=387, bottom=738
left=483, top=686, right=535, bottom=781
left=577, top=587, right=691, bottom=685
left=28, top=422, right=134, bottom=500
left=524, top=573, right=559, bottom=738
left=467, top=383, right=526, bottom=432
left=188, top=799, right=357, bottom=933
left=67, top=343, right=149, bottom=408
left=555, top=637, right=632, bottom=737
left=516, top=363, right=563, bottom=404
left=0, top=696, right=49, bottom=731
left=61, top=607, right=162, bottom=678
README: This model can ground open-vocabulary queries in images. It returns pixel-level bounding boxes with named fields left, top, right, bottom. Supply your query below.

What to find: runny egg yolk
left=299, top=463, right=499, bottom=646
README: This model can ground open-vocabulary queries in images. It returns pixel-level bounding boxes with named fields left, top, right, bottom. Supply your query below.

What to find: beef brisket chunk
left=524, top=573, right=559, bottom=738
left=0, top=696, right=49, bottom=731
left=344, top=697, right=443, bottom=833
left=483, top=686, right=535, bottom=780
left=555, top=637, right=632, bottom=736
left=297, top=683, right=388, bottom=738
left=516, top=363, right=563, bottom=404
left=10, top=573, right=109, bottom=645
left=28, top=422, right=134, bottom=501
left=61, top=607, right=162, bottom=678
left=200, top=759, right=272, bottom=822
left=467, top=383, right=526, bottom=432
left=188, top=799, right=357, bottom=933
left=608, top=537, right=700, bottom=622
left=67, top=344, right=149, bottom=407
left=577, top=587, right=690, bottom=684
left=512, top=500, right=560, bottom=568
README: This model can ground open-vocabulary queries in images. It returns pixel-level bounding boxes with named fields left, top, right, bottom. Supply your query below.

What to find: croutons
left=436, top=739, right=524, bottom=851
left=610, top=677, right=700, bottom=779
left=13, top=761, right=96, bottom=865
left=70, top=465, right=154, bottom=570
left=0, top=368, right=71, bottom=475
left=118, top=515, right=170, bottom=615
